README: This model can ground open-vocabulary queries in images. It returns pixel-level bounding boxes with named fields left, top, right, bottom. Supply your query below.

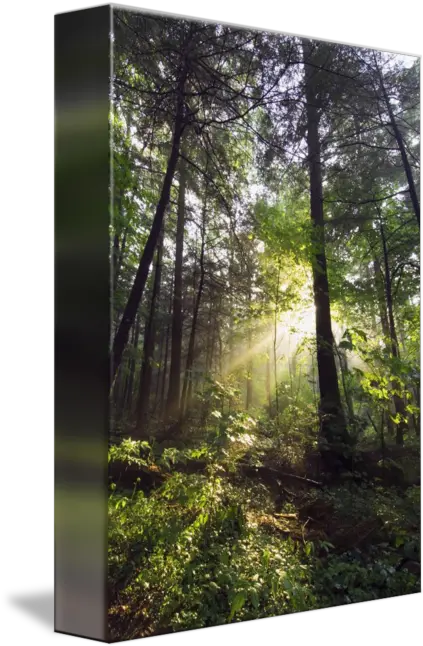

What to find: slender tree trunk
left=365, top=262, right=378, bottom=332
left=218, top=327, right=223, bottom=377
left=295, top=365, right=302, bottom=405
left=180, top=228, right=206, bottom=417
left=136, top=229, right=164, bottom=432
left=311, top=350, right=319, bottom=414
left=113, top=233, right=120, bottom=286
left=113, top=226, right=128, bottom=293
left=288, top=337, right=293, bottom=399
left=338, top=348, right=355, bottom=422
left=273, top=263, right=281, bottom=419
left=205, top=296, right=214, bottom=374
left=373, top=256, right=395, bottom=437
left=375, top=60, right=420, bottom=228
left=119, top=326, right=136, bottom=417
left=113, top=360, right=128, bottom=423
left=266, top=343, right=272, bottom=413
left=159, top=305, right=172, bottom=414
left=209, top=312, right=218, bottom=375
left=380, top=221, right=407, bottom=446
left=246, top=282, right=253, bottom=411
left=166, top=159, right=186, bottom=419
left=124, top=316, right=141, bottom=415
left=112, top=369, right=124, bottom=415
left=373, top=258, right=391, bottom=341
left=153, top=325, right=166, bottom=412
left=119, top=318, right=140, bottom=420
left=228, top=242, right=235, bottom=372
left=112, top=70, right=187, bottom=379
left=186, top=362, right=194, bottom=411
left=303, top=39, right=349, bottom=461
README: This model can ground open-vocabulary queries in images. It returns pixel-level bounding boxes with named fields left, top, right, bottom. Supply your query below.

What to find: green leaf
left=304, top=542, right=314, bottom=556
left=220, top=551, right=230, bottom=566
left=282, top=576, right=293, bottom=592
left=351, top=328, right=368, bottom=341
left=250, top=588, right=259, bottom=609
left=228, top=591, right=246, bottom=621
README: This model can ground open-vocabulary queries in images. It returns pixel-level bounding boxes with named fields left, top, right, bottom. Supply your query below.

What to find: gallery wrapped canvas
left=55, top=4, right=421, bottom=642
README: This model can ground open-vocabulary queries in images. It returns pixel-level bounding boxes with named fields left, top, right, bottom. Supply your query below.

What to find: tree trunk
left=112, top=70, right=187, bottom=379
left=273, top=263, right=281, bottom=419
left=153, top=325, right=166, bottom=413
left=310, top=350, right=319, bottom=413
left=113, top=226, right=128, bottom=293
left=205, top=296, right=214, bottom=374
left=209, top=313, right=217, bottom=375
left=112, top=233, right=120, bottom=288
left=118, top=327, right=136, bottom=419
left=379, top=221, right=407, bottom=446
left=112, top=369, right=124, bottom=417
left=376, top=61, right=420, bottom=228
left=288, top=337, right=294, bottom=399
left=125, top=316, right=141, bottom=415
left=246, top=283, right=253, bottom=411
left=266, top=343, right=272, bottom=414
left=303, top=39, right=349, bottom=462
left=180, top=218, right=206, bottom=418
left=159, top=302, right=172, bottom=415
left=365, top=261, right=378, bottom=332
left=114, top=358, right=128, bottom=422
left=338, top=348, right=355, bottom=422
left=217, top=322, right=223, bottom=377
left=373, top=256, right=395, bottom=438
left=228, top=243, right=235, bottom=372
left=119, top=317, right=140, bottom=420
left=136, top=228, right=164, bottom=433
left=373, top=258, right=391, bottom=342
left=166, top=159, right=186, bottom=418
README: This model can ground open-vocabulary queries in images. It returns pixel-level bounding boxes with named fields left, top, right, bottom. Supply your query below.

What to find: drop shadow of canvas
left=9, top=591, right=54, bottom=629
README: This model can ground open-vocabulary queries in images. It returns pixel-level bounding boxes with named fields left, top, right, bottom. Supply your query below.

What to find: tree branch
left=324, top=190, right=409, bottom=205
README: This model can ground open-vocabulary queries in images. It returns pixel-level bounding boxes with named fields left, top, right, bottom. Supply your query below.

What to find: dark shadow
left=9, top=591, right=54, bottom=628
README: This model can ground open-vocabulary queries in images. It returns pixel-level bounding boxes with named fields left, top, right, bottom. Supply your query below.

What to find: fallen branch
left=240, top=462, right=323, bottom=487
left=279, top=471, right=323, bottom=487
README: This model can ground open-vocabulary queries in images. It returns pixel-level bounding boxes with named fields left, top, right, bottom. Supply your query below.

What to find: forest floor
left=108, top=434, right=420, bottom=641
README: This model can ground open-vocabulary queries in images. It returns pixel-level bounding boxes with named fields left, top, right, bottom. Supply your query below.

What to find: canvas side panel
left=55, top=5, right=111, bottom=642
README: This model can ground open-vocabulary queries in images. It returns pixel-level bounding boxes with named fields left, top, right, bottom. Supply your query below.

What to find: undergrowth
left=108, top=437, right=420, bottom=640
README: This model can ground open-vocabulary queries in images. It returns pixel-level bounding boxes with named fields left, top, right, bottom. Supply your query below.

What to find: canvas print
left=108, top=6, right=420, bottom=641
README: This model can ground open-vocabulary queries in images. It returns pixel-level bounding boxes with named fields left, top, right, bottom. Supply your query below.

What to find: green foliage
left=109, top=444, right=420, bottom=639
left=108, top=469, right=317, bottom=638
left=314, top=553, right=418, bottom=605
left=109, top=438, right=153, bottom=468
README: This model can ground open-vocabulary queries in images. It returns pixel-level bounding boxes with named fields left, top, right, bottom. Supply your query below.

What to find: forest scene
left=108, top=8, right=420, bottom=641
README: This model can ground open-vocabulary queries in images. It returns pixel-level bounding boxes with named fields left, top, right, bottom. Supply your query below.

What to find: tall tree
left=378, top=219, right=408, bottom=446
left=136, top=227, right=164, bottom=433
left=180, top=187, right=207, bottom=417
left=303, top=39, right=349, bottom=461
left=166, top=160, right=187, bottom=418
